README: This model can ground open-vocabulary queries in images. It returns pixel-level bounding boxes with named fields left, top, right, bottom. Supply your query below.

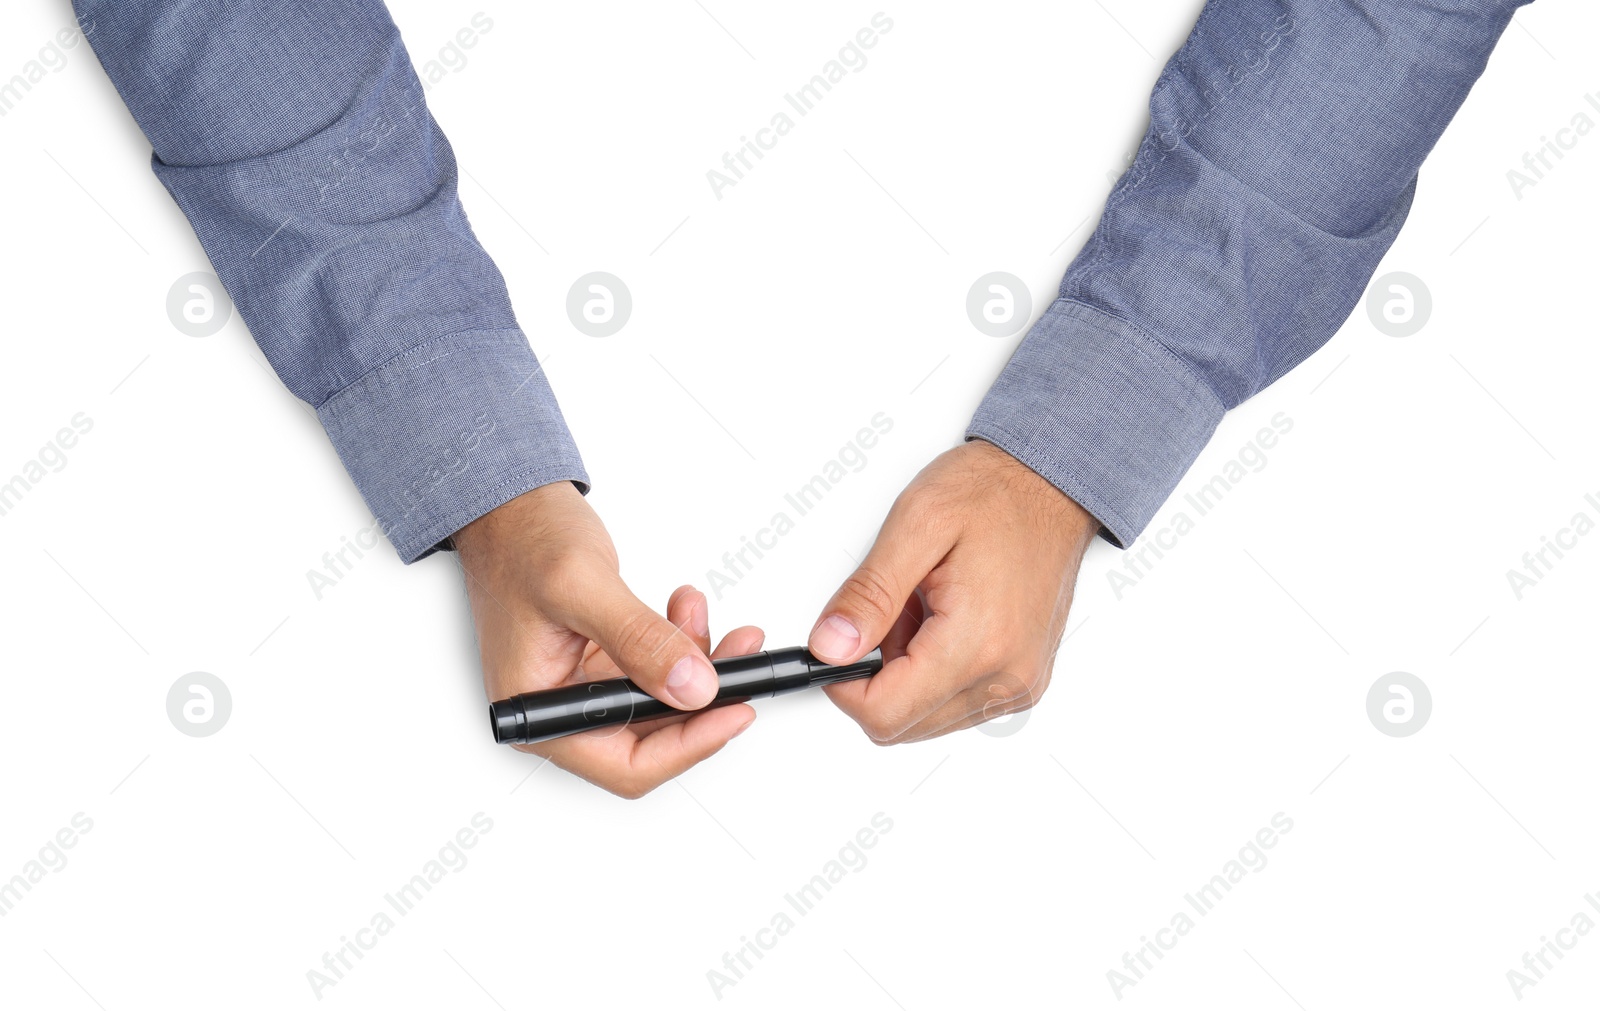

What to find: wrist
left=966, top=438, right=1101, bottom=550
left=451, top=480, right=582, bottom=561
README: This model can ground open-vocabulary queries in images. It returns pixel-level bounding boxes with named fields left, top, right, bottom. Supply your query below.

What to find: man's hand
left=454, top=482, right=763, bottom=798
left=808, top=440, right=1099, bottom=743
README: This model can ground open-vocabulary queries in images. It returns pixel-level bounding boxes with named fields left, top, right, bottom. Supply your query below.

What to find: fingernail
left=731, top=715, right=755, bottom=738
left=810, top=614, right=860, bottom=662
left=666, top=654, right=717, bottom=709
left=691, top=595, right=709, bottom=639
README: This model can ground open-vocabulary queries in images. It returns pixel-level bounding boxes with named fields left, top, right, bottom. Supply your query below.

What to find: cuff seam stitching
left=1048, top=298, right=1226, bottom=413
left=315, top=327, right=531, bottom=413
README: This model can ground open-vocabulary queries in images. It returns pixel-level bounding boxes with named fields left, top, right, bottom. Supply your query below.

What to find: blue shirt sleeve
left=967, top=0, right=1528, bottom=547
left=75, top=0, right=588, bottom=562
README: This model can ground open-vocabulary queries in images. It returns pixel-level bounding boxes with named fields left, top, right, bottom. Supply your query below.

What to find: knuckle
left=971, top=639, right=1009, bottom=672
left=892, top=481, right=943, bottom=526
left=542, top=550, right=594, bottom=603
left=610, top=609, right=667, bottom=666
left=887, top=476, right=963, bottom=542
left=839, top=567, right=901, bottom=623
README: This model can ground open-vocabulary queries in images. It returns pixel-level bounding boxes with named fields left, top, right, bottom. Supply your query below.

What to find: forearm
left=76, top=0, right=586, bottom=561
left=970, top=0, right=1527, bottom=546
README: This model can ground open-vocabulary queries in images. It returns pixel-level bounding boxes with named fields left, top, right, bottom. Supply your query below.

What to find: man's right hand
left=453, top=482, right=762, bottom=799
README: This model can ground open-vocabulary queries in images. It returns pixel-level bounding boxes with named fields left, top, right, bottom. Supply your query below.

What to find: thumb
left=811, top=503, right=950, bottom=663
left=569, top=579, right=718, bottom=711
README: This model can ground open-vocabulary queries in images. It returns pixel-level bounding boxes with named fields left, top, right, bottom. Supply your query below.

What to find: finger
left=899, top=693, right=1036, bottom=744
left=894, top=668, right=1044, bottom=743
left=560, top=576, right=717, bottom=711
left=585, top=621, right=764, bottom=752
left=572, top=623, right=764, bottom=736
left=518, top=601, right=755, bottom=764
left=578, top=638, right=611, bottom=677
left=604, top=624, right=764, bottom=734
left=630, top=702, right=757, bottom=792
left=577, top=585, right=708, bottom=682
left=712, top=625, right=765, bottom=659
left=521, top=591, right=763, bottom=796
left=809, top=498, right=952, bottom=664
left=522, top=696, right=755, bottom=799
left=880, top=588, right=926, bottom=661
left=822, top=609, right=978, bottom=742
left=667, top=584, right=712, bottom=657
left=818, top=594, right=923, bottom=715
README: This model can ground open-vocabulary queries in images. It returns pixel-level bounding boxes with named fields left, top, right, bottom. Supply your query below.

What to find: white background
left=1, top=1, right=1596, bottom=1008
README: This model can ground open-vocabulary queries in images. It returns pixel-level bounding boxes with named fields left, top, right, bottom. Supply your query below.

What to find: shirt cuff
left=316, top=328, right=589, bottom=563
left=965, top=298, right=1224, bottom=548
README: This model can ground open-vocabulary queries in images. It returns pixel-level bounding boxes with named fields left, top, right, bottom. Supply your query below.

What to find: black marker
left=490, top=646, right=883, bottom=745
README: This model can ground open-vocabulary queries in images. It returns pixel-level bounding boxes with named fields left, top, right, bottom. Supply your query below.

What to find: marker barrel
left=490, top=647, right=882, bottom=745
